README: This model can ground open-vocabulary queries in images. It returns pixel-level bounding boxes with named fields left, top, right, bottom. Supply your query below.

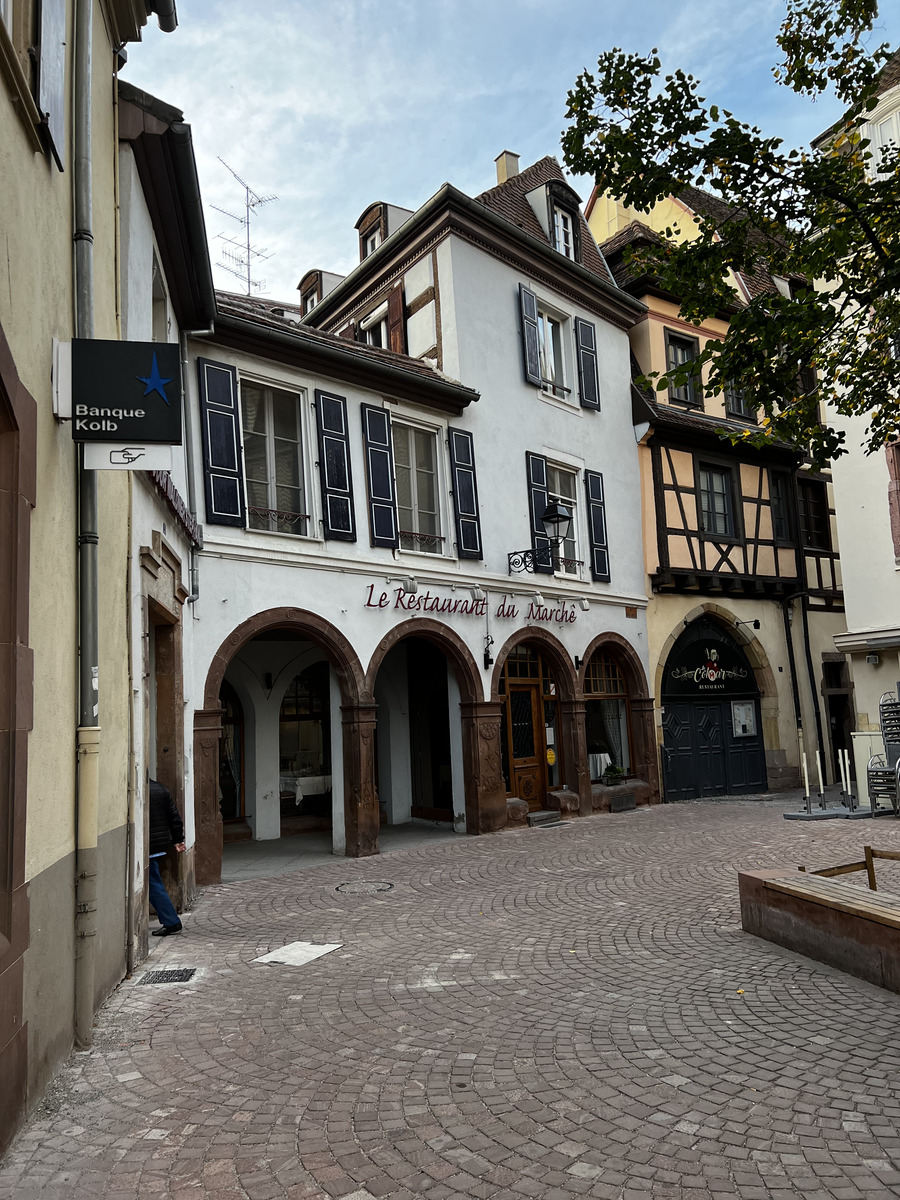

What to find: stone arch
left=365, top=617, right=482, bottom=703
left=490, top=626, right=577, bottom=702
left=655, top=602, right=777, bottom=705
left=578, top=632, right=659, bottom=802
left=657, top=604, right=777, bottom=799
left=194, top=608, right=369, bottom=883
left=491, top=627, right=585, bottom=815
left=366, top=619, right=485, bottom=835
left=204, top=607, right=364, bottom=710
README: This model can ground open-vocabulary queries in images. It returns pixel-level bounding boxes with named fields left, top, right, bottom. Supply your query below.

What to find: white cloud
left=125, top=0, right=899, bottom=301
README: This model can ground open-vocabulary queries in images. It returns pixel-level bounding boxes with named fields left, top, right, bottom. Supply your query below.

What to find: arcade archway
left=660, top=615, right=767, bottom=801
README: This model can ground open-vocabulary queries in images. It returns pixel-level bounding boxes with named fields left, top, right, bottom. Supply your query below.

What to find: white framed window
left=364, top=228, right=381, bottom=258
left=241, top=382, right=309, bottom=536
left=393, top=421, right=443, bottom=554
left=361, top=301, right=388, bottom=348
left=546, top=462, right=579, bottom=574
left=553, top=207, right=574, bottom=259
left=873, top=112, right=899, bottom=176
left=301, top=288, right=317, bottom=316
left=538, top=306, right=569, bottom=399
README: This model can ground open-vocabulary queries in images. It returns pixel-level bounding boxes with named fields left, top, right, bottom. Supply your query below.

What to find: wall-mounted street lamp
left=508, top=501, right=573, bottom=574
left=484, top=633, right=494, bottom=671
left=735, top=618, right=761, bottom=631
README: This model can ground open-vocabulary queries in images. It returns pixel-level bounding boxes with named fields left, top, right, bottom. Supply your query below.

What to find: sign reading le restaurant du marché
left=71, top=339, right=182, bottom=444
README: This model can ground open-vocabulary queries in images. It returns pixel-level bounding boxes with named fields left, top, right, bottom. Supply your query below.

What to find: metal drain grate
left=335, top=881, right=393, bottom=895
left=138, top=968, right=197, bottom=985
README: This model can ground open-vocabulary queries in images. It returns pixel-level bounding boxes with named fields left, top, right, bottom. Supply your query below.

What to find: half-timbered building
left=587, top=198, right=848, bottom=800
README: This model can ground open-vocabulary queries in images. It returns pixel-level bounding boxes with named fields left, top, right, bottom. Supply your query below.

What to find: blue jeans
left=148, top=857, right=180, bottom=928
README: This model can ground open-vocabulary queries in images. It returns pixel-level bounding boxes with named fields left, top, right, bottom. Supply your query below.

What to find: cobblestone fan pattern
left=4, top=801, right=900, bottom=1200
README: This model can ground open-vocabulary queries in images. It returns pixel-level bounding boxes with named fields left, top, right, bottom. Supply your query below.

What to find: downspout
left=74, top=0, right=99, bottom=1051
left=180, top=328, right=210, bottom=604
left=779, top=595, right=803, bottom=736
left=800, top=596, right=828, bottom=782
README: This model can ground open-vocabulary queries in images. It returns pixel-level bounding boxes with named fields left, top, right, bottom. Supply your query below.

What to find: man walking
left=148, top=777, right=185, bottom=936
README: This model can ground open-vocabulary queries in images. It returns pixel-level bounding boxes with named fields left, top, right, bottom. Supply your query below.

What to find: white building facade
left=185, top=155, right=658, bottom=879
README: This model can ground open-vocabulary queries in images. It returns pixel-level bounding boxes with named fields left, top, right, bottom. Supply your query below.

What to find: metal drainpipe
left=74, top=0, right=99, bottom=1051
left=780, top=596, right=803, bottom=735
left=800, top=596, right=828, bottom=782
left=180, top=328, right=212, bottom=603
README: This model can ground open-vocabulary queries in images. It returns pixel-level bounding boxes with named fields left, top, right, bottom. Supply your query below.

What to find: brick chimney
left=494, top=150, right=520, bottom=184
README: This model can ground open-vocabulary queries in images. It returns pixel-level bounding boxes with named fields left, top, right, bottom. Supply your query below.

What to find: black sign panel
left=72, top=339, right=182, bottom=444
left=663, top=621, right=757, bottom=699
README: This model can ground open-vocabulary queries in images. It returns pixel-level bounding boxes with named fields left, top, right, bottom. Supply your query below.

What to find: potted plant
left=602, top=764, right=627, bottom=786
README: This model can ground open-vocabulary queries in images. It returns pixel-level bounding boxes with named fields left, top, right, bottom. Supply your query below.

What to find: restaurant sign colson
left=669, top=647, right=748, bottom=692
left=364, top=584, right=577, bottom=626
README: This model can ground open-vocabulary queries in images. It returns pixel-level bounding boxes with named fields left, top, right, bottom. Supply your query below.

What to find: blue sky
left=123, top=1, right=899, bottom=303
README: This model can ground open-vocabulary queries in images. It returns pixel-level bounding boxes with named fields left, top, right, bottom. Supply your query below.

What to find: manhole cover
left=335, top=881, right=393, bottom=895
left=138, top=968, right=197, bottom=985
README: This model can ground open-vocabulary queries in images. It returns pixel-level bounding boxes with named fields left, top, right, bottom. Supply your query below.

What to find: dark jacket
left=149, top=779, right=184, bottom=855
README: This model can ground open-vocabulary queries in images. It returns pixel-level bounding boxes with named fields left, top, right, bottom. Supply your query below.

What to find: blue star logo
left=137, top=351, right=174, bottom=405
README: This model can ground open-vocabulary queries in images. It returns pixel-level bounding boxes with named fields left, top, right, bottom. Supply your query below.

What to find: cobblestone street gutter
left=2, top=800, right=900, bottom=1199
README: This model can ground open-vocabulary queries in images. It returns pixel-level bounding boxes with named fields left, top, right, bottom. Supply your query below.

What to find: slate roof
left=475, top=156, right=617, bottom=285
left=599, top=197, right=782, bottom=302
left=877, top=49, right=900, bottom=97
left=214, top=292, right=478, bottom=394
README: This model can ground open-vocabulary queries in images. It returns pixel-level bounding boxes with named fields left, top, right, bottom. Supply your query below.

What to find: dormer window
left=364, top=229, right=381, bottom=258
left=301, top=288, right=317, bottom=316
left=360, top=302, right=389, bottom=348
left=525, top=178, right=584, bottom=264
left=553, top=207, right=574, bottom=259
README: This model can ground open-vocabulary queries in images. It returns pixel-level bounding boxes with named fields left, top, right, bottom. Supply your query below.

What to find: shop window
left=797, top=477, right=831, bottom=550
left=241, top=382, right=308, bottom=535
left=584, top=651, right=632, bottom=781
left=665, top=330, right=701, bottom=407
left=698, top=463, right=737, bottom=538
left=279, top=662, right=331, bottom=816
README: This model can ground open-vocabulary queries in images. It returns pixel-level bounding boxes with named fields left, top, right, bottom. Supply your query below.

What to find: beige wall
left=0, top=3, right=133, bottom=879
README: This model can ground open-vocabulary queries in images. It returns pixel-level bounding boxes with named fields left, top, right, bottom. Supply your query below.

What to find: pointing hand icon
left=110, top=448, right=145, bottom=465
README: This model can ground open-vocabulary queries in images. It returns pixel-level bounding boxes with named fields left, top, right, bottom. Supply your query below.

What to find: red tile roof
left=475, top=156, right=616, bottom=284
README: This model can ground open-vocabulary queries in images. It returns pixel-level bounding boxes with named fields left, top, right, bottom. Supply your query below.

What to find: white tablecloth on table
left=279, top=773, right=333, bottom=804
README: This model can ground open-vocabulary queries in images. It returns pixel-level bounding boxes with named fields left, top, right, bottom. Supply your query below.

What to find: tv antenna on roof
left=212, top=158, right=278, bottom=295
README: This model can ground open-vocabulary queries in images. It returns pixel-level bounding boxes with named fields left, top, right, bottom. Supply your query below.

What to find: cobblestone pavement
left=4, top=800, right=900, bottom=1200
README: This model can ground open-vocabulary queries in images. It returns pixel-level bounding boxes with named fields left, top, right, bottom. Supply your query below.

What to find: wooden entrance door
left=508, top=683, right=545, bottom=811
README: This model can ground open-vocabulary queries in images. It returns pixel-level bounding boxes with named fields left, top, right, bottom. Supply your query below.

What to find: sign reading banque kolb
left=71, top=339, right=182, bottom=444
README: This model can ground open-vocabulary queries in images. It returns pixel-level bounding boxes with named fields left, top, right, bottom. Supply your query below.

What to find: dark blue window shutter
left=519, top=284, right=542, bottom=386
left=361, top=405, right=399, bottom=548
left=197, top=358, right=245, bottom=527
left=585, top=470, right=610, bottom=582
left=448, top=428, right=482, bottom=560
left=314, top=390, right=356, bottom=542
left=575, top=318, right=600, bottom=409
left=526, top=452, right=553, bottom=574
